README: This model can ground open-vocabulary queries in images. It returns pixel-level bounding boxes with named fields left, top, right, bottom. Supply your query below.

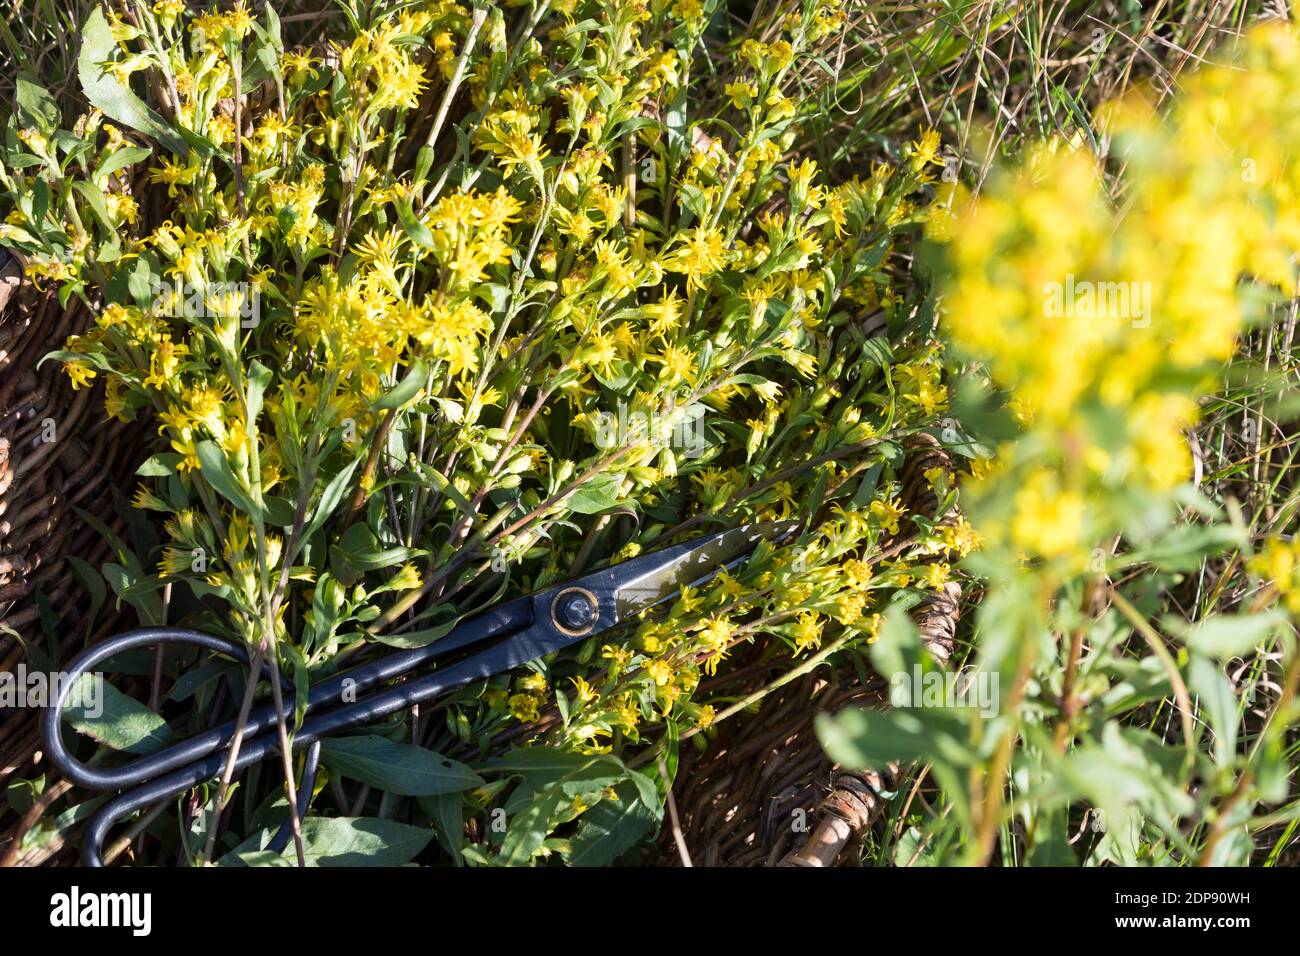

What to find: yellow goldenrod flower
left=792, top=612, right=823, bottom=653
left=662, top=226, right=727, bottom=292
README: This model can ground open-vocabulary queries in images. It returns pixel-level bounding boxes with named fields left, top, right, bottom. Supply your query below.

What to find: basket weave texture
left=0, top=256, right=146, bottom=865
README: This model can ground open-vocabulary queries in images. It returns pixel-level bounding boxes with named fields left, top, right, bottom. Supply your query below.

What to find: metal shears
left=43, top=520, right=797, bottom=866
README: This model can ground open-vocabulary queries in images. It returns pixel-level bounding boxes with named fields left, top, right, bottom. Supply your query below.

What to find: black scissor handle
left=41, top=627, right=259, bottom=792
left=45, top=627, right=330, bottom=867
left=45, top=599, right=538, bottom=865
left=72, top=622, right=547, bottom=865
left=45, top=594, right=535, bottom=796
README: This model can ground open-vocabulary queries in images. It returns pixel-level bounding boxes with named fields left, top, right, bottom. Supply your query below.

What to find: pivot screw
left=552, top=587, right=599, bottom=635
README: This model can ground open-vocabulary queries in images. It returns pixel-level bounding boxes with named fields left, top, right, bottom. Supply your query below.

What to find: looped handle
left=41, top=627, right=252, bottom=791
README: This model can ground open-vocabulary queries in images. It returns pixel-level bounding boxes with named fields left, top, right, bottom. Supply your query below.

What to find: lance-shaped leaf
left=78, top=8, right=188, bottom=155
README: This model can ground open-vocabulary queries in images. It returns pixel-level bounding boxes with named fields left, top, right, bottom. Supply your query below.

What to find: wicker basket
left=0, top=251, right=148, bottom=865
left=658, top=434, right=963, bottom=866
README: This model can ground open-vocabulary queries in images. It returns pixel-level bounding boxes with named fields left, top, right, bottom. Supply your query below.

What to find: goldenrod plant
left=820, top=22, right=1300, bottom=866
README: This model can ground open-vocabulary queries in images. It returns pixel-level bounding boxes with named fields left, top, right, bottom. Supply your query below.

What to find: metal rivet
left=551, top=587, right=599, bottom=636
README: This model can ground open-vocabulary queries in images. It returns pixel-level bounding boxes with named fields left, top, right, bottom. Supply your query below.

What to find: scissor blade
left=609, top=520, right=799, bottom=619
left=423, top=520, right=798, bottom=680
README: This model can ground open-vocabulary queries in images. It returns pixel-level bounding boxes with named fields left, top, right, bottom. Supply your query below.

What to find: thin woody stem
left=342, top=407, right=397, bottom=525
left=200, top=638, right=267, bottom=865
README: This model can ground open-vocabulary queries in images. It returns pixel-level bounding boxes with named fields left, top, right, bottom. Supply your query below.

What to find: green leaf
left=484, top=748, right=658, bottom=813
left=413, top=144, right=434, bottom=183
left=165, top=660, right=233, bottom=704
left=236, top=849, right=294, bottom=867
left=173, top=124, right=217, bottom=160
left=395, top=196, right=433, bottom=249
left=868, top=604, right=925, bottom=684
left=136, top=453, right=181, bottom=477
left=245, top=360, right=272, bottom=428
left=482, top=748, right=605, bottom=776
left=71, top=181, right=114, bottom=232
left=94, top=145, right=152, bottom=183
left=816, top=705, right=974, bottom=770
left=893, top=824, right=945, bottom=866
left=125, top=256, right=160, bottom=305
left=63, top=674, right=175, bottom=755
left=373, top=359, right=427, bottom=410
left=501, top=785, right=567, bottom=865
left=72, top=506, right=140, bottom=576
left=300, top=457, right=361, bottom=543
left=1024, top=808, right=1077, bottom=866
left=556, top=759, right=630, bottom=800
left=1125, top=523, right=1245, bottom=572
left=368, top=604, right=457, bottom=648
left=15, top=73, right=60, bottom=135
left=264, top=495, right=296, bottom=528
left=665, top=88, right=688, bottom=163
left=566, top=472, right=625, bottom=515
left=320, top=735, right=483, bottom=796
left=1058, top=725, right=1195, bottom=825
left=331, top=523, right=425, bottom=575
left=1183, top=610, right=1285, bottom=661
left=101, top=562, right=164, bottom=623
left=417, top=791, right=465, bottom=865
left=1188, top=654, right=1238, bottom=770
left=415, top=463, right=477, bottom=522
left=292, top=816, right=434, bottom=866
left=567, top=785, right=658, bottom=866
left=474, top=282, right=510, bottom=314
left=196, top=440, right=262, bottom=519
left=263, top=0, right=283, bottom=50
left=1255, top=733, right=1289, bottom=803
left=65, top=556, right=106, bottom=631
left=1060, top=750, right=1160, bottom=818
left=78, top=8, right=188, bottom=155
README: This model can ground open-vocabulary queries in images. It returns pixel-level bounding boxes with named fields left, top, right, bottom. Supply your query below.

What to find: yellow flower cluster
left=331, top=17, right=433, bottom=113
left=1251, top=538, right=1300, bottom=614
left=421, top=188, right=522, bottom=292
left=941, top=23, right=1300, bottom=562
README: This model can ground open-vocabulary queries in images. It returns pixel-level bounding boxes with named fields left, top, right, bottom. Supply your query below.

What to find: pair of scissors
left=44, top=520, right=797, bottom=865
